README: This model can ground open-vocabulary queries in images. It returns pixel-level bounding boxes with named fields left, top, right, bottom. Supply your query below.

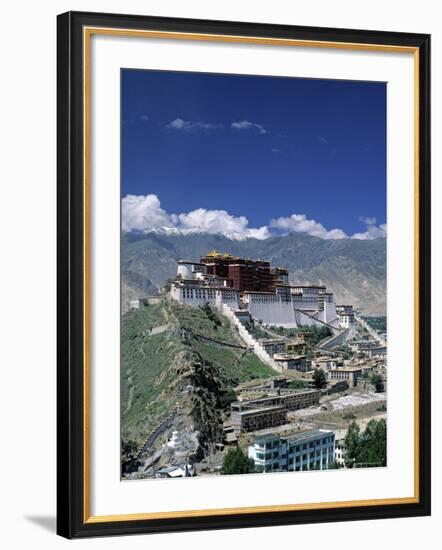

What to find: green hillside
left=121, top=300, right=276, bottom=448
left=122, top=232, right=386, bottom=314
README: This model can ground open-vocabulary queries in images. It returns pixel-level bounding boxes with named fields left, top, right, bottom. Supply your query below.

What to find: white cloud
left=231, top=120, right=267, bottom=134
left=359, top=216, right=377, bottom=225
left=352, top=218, right=387, bottom=240
left=176, top=208, right=269, bottom=240
left=122, top=195, right=269, bottom=240
left=140, top=115, right=149, bottom=122
left=270, top=214, right=348, bottom=240
left=122, top=194, right=173, bottom=232
left=165, top=118, right=223, bottom=132
left=122, top=194, right=385, bottom=241
left=247, top=226, right=271, bottom=239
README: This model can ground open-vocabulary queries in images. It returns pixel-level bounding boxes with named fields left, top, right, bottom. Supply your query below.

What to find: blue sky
left=121, top=69, right=386, bottom=240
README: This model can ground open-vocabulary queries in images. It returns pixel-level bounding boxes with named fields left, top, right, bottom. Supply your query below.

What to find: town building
left=170, top=251, right=352, bottom=329
left=325, top=380, right=349, bottom=395
left=335, top=439, right=346, bottom=466
left=336, top=305, right=356, bottom=328
left=248, top=430, right=335, bottom=473
left=258, top=338, right=286, bottom=357
left=312, top=355, right=337, bottom=371
left=269, top=376, right=290, bottom=389
left=285, top=335, right=306, bottom=355
left=230, top=405, right=287, bottom=433
left=349, top=339, right=378, bottom=353
left=368, top=346, right=387, bottom=359
left=232, top=389, right=320, bottom=417
left=273, top=353, right=308, bottom=372
left=230, top=388, right=321, bottom=433
left=328, top=367, right=362, bottom=387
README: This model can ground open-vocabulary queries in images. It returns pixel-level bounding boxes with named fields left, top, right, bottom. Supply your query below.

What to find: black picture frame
left=57, top=10, right=431, bottom=539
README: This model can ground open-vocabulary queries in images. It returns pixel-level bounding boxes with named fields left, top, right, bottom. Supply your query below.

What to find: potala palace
left=170, top=250, right=355, bottom=330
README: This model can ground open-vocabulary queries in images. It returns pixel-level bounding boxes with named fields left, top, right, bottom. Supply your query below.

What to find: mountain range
left=122, top=232, right=386, bottom=315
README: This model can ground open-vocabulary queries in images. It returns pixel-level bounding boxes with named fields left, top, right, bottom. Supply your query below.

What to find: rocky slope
left=121, top=300, right=276, bottom=474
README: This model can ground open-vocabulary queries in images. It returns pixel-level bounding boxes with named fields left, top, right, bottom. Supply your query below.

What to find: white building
left=170, top=255, right=352, bottom=331
left=170, top=279, right=240, bottom=310
left=312, top=355, right=338, bottom=371
left=328, top=367, right=362, bottom=387
left=177, top=259, right=207, bottom=279
left=335, top=439, right=346, bottom=466
left=336, top=305, right=356, bottom=328
left=248, top=430, right=335, bottom=473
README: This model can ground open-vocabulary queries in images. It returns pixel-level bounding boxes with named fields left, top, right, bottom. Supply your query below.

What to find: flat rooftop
left=329, top=367, right=362, bottom=372
left=274, top=354, right=305, bottom=361
left=284, top=429, right=334, bottom=444
left=232, top=405, right=286, bottom=416
left=253, top=429, right=334, bottom=446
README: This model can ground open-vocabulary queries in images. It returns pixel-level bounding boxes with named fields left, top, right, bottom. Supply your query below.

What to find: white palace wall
left=245, top=294, right=298, bottom=328
left=221, top=305, right=282, bottom=372
left=170, top=285, right=240, bottom=310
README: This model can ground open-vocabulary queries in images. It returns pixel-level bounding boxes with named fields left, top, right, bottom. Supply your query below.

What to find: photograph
left=120, top=69, right=388, bottom=480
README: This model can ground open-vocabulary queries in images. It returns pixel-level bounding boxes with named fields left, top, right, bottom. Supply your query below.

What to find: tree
left=121, top=438, right=139, bottom=474
left=336, top=344, right=353, bottom=360
left=289, top=379, right=308, bottom=390
left=358, top=418, right=387, bottom=466
left=221, top=447, right=255, bottom=475
left=344, top=419, right=387, bottom=468
left=370, top=373, right=385, bottom=393
left=200, top=302, right=222, bottom=328
left=312, top=368, right=327, bottom=389
left=219, top=388, right=237, bottom=409
left=344, top=421, right=360, bottom=467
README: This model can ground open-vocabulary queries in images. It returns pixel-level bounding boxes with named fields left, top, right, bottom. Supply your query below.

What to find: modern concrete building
left=248, top=430, right=335, bottom=473
left=280, top=389, right=320, bottom=410
left=232, top=389, right=320, bottom=417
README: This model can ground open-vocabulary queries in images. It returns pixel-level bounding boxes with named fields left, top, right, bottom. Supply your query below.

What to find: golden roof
left=205, top=250, right=238, bottom=259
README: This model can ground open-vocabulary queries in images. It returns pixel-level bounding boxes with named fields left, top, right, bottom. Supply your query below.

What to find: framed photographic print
left=57, top=11, right=431, bottom=538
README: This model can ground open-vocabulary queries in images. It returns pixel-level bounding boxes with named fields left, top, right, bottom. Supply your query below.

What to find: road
left=356, top=316, right=386, bottom=346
